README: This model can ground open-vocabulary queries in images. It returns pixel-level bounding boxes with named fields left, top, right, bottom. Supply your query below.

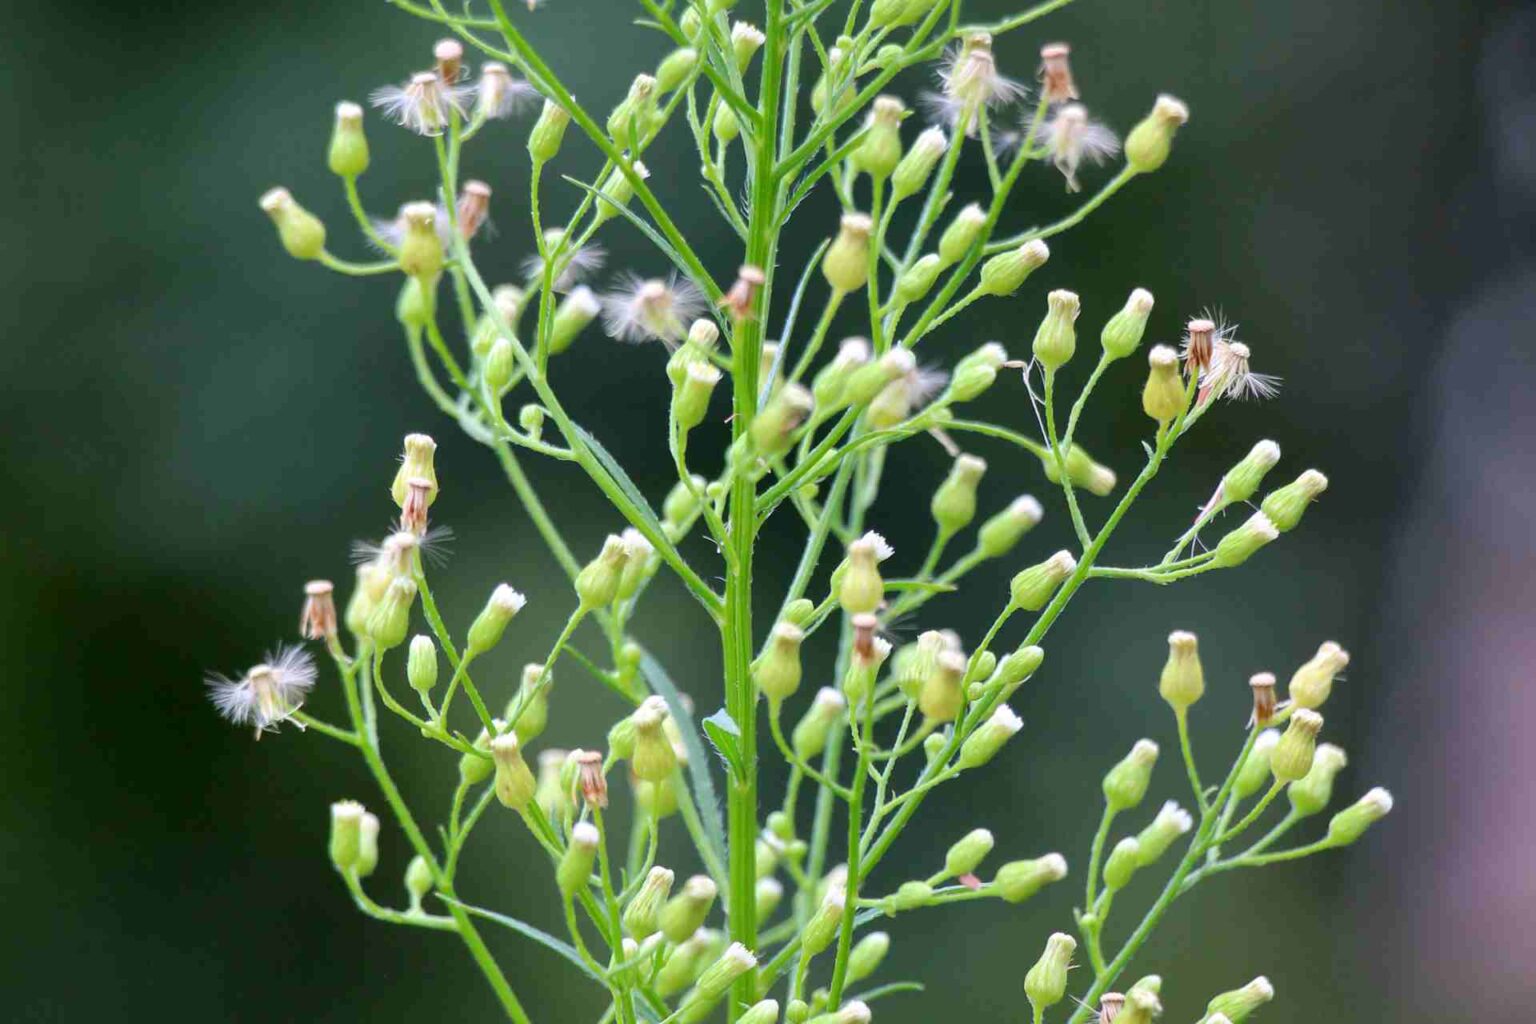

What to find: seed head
left=206, top=644, right=318, bottom=737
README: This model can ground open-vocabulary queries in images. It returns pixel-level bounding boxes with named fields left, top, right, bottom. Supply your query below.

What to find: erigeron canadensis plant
left=228, top=2, right=1393, bottom=1021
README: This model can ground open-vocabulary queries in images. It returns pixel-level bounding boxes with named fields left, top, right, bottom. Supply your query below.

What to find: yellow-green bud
left=751, top=383, right=815, bottom=456
left=345, top=563, right=387, bottom=638
left=673, top=362, right=722, bottom=436
left=806, top=1003, right=870, bottom=1024
left=1211, top=511, right=1280, bottom=568
left=631, top=696, right=679, bottom=783
left=793, top=688, right=847, bottom=759
left=656, top=930, right=711, bottom=996
left=405, top=854, right=433, bottom=906
left=678, top=6, right=703, bottom=37
left=1271, top=708, right=1323, bottom=782
left=595, top=161, right=648, bottom=225
left=355, top=811, right=380, bottom=878
left=407, top=635, right=438, bottom=696
left=663, top=475, right=707, bottom=536
left=1260, top=469, right=1328, bottom=532
left=527, top=98, right=572, bottom=164
left=802, top=886, right=846, bottom=955
left=635, top=775, right=680, bottom=820
left=548, top=286, right=600, bottom=355
left=1042, top=443, right=1117, bottom=496
left=1025, top=932, right=1077, bottom=1012
left=1235, top=730, right=1280, bottom=798
left=459, top=725, right=496, bottom=785
left=845, top=349, right=914, bottom=407
left=676, top=944, right=757, bottom=1024
left=756, top=877, right=785, bottom=920
left=259, top=187, right=326, bottom=261
left=731, top=22, right=766, bottom=70
left=659, top=875, right=718, bottom=943
left=931, top=454, right=987, bottom=536
left=740, top=1000, right=781, bottom=1024
left=937, top=203, right=988, bottom=266
left=1134, top=801, right=1193, bottom=866
left=1289, top=641, right=1349, bottom=709
left=989, top=643, right=1045, bottom=696
left=838, top=531, right=890, bottom=614
left=1141, top=344, right=1186, bottom=423
left=944, top=828, right=995, bottom=877
left=518, top=405, right=545, bottom=438
left=1288, top=742, right=1347, bottom=817
left=1100, top=288, right=1155, bottom=361
left=812, top=337, right=872, bottom=412
left=918, top=650, right=968, bottom=723
left=948, top=342, right=1009, bottom=403
left=1032, top=289, right=1080, bottom=370
left=396, top=276, right=432, bottom=328
left=891, top=127, right=947, bottom=200
left=329, top=800, right=364, bottom=873
left=753, top=622, right=806, bottom=704
left=483, top=336, right=516, bottom=395
left=977, top=240, right=1050, bottom=297
left=959, top=705, right=1023, bottom=768
left=1010, top=550, right=1077, bottom=611
left=1220, top=440, right=1282, bottom=507
left=576, top=534, right=631, bottom=609
left=823, top=213, right=874, bottom=292
left=977, top=496, right=1043, bottom=558
left=993, top=853, right=1067, bottom=903
left=1128, top=975, right=1162, bottom=1000
left=1102, top=837, right=1142, bottom=890
left=847, top=932, right=890, bottom=984
left=491, top=733, right=536, bottom=811
left=893, top=253, right=944, bottom=304
left=466, top=583, right=527, bottom=655
left=397, top=201, right=445, bottom=280
left=1103, top=739, right=1160, bottom=810
left=535, top=748, right=571, bottom=822
left=366, top=576, right=417, bottom=650
left=623, top=865, right=675, bottom=939
left=713, top=103, right=741, bottom=144
left=506, top=663, right=551, bottom=744
left=1159, top=629, right=1205, bottom=711
left=607, top=74, right=658, bottom=146
left=854, top=96, right=906, bottom=180
left=327, top=101, right=370, bottom=178
left=1326, top=787, right=1393, bottom=846
left=558, top=821, right=600, bottom=898
left=1205, top=976, right=1275, bottom=1023
left=1117, top=989, right=1162, bottom=1024
left=1124, top=94, right=1190, bottom=173
left=656, top=47, right=698, bottom=92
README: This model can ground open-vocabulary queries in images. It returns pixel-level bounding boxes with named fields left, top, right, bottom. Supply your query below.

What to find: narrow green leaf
left=850, top=981, right=925, bottom=1003
left=638, top=652, right=727, bottom=872
left=569, top=422, right=668, bottom=542
left=881, top=578, right=959, bottom=594
left=702, top=707, right=746, bottom=778
left=763, top=238, right=832, bottom=406
left=563, top=176, right=712, bottom=299
left=438, top=897, right=604, bottom=984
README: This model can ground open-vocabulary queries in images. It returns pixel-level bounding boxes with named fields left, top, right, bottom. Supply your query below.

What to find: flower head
left=1038, top=43, right=1078, bottom=104
left=370, top=71, right=469, bottom=136
left=520, top=230, right=607, bottom=291
left=207, top=644, right=317, bottom=736
left=600, top=272, right=707, bottom=344
left=476, top=62, right=539, bottom=120
left=1035, top=103, right=1119, bottom=192
left=1203, top=336, right=1280, bottom=401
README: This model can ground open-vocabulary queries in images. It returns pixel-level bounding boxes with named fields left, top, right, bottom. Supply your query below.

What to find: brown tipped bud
left=574, top=748, right=608, bottom=809
left=1249, top=672, right=1278, bottom=727
left=456, top=180, right=492, bottom=240
left=401, top=477, right=434, bottom=535
left=300, top=580, right=338, bottom=642
left=434, top=38, right=464, bottom=83
left=1184, top=318, right=1216, bottom=372
left=852, top=613, right=879, bottom=661
left=1038, top=43, right=1077, bottom=103
left=1099, top=993, right=1126, bottom=1024
left=722, top=264, right=766, bottom=321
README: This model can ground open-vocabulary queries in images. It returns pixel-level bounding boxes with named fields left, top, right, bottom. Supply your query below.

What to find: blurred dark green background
left=4, top=0, right=1533, bottom=1020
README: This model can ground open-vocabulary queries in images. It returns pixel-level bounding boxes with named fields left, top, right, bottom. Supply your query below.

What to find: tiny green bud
left=491, top=733, right=536, bottom=811
left=355, top=811, right=380, bottom=878
left=977, top=496, right=1044, bottom=558
left=713, top=102, right=741, bottom=144
left=259, top=187, right=326, bottom=261
left=397, top=201, right=445, bottom=280
left=1234, top=730, right=1281, bottom=798
left=656, top=929, right=711, bottom=996
left=1205, top=976, right=1275, bottom=1023
left=777, top=597, right=817, bottom=628
left=1128, top=975, right=1162, bottom=999
left=623, top=865, right=676, bottom=939
left=655, top=47, right=698, bottom=93
left=576, top=534, right=631, bottom=609
left=1211, top=511, right=1280, bottom=567
left=1042, top=442, right=1117, bottom=496
left=845, top=348, right=915, bottom=407
left=1103, top=739, right=1160, bottom=811
left=740, top=1000, right=781, bottom=1024
left=922, top=731, right=947, bottom=764
left=936, top=203, right=987, bottom=266
left=607, top=73, right=658, bottom=146
left=659, top=875, right=718, bottom=943
left=1141, top=344, right=1187, bottom=423
left=823, top=213, right=874, bottom=292
left=678, top=5, right=703, bottom=37
left=889, top=880, right=934, bottom=911
left=958, top=704, right=1023, bottom=769
left=931, top=453, right=988, bottom=536
left=894, top=253, right=944, bottom=304
left=366, top=576, right=417, bottom=650
left=756, top=877, right=785, bottom=920
left=404, top=854, right=433, bottom=906
left=944, top=828, right=995, bottom=877
left=1220, top=440, right=1282, bottom=507
left=793, top=688, right=847, bottom=760
left=1100, top=288, right=1155, bottom=360
left=535, top=748, right=571, bottom=822
left=853, top=95, right=906, bottom=181
left=1159, top=629, right=1205, bottom=712
left=676, top=944, right=757, bottom=1023
left=395, top=276, right=431, bottom=328
left=1102, top=837, right=1142, bottom=890
left=801, top=885, right=846, bottom=955
left=527, top=98, right=572, bottom=164
left=1260, top=469, right=1328, bottom=532
left=1270, top=708, right=1323, bottom=783
left=483, top=336, right=516, bottom=396
left=947, top=342, right=1009, bottom=403
left=329, top=800, right=364, bottom=873
left=1133, top=801, right=1193, bottom=866
left=751, top=383, right=816, bottom=457
left=594, top=161, right=649, bottom=225
left=1010, top=550, right=1077, bottom=611
left=548, top=286, right=601, bottom=355
left=1288, top=640, right=1349, bottom=709
left=811, top=337, right=872, bottom=413
left=466, top=583, right=528, bottom=655
left=327, top=101, right=370, bottom=178
left=846, top=932, right=890, bottom=984
left=892, top=127, right=947, bottom=200
left=1288, top=742, right=1348, bottom=818
left=1117, top=988, right=1162, bottom=1024
left=918, top=650, right=967, bottom=723
left=971, top=649, right=998, bottom=682
left=1032, top=289, right=1080, bottom=370
left=1325, top=787, right=1393, bottom=846
left=1125, top=94, right=1190, bottom=173
left=630, top=696, right=679, bottom=783
left=754, top=622, right=806, bottom=704
left=977, top=240, right=1050, bottom=297
left=407, top=635, right=438, bottom=696
left=506, top=663, right=552, bottom=744
left=558, top=821, right=601, bottom=898
left=993, top=853, right=1068, bottom=903
left=989, top=643, right=1046, bottom=696
left=838, top=531, right=890, bottom=615
left=459, top=725, right=496, bottom=785
left=806, top=1002, right=870, bottom=1024
left=731, top=22, right=766, bottom=70
left=663, top=474, right=707, bottom=535
left=1025, top=932, right=1078, bottom=1013
left=673, top=362, right=722, bottom=436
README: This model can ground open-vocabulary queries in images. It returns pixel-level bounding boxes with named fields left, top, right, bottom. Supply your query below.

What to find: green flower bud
left=884, top=879, right=930, bottom=912
left=557, top=821, right=601, bottom=898
left=327, top=101, right=370, bottom=178
left=576, top=534, right=632, bottom=610
left=1128, top=975, right=1162, bottom=1000
left=1134, top=801, right=1193, bottom=866
left=713, top=102, right=741, bottom=144
left=853, top=96, right=905, bottom=180
left=1141, top=344, right=1186, bottom=423
left=944, top=828, right=995, bottom=877
left=658, top=875, right=718, bottom=943
left=622, top=865, right=675, bottom=939
left=751, top=383, right=816, bottom=456
left=1103, top=739, right=1160, bottom=811
left=1234, top=729, right=1280, bottom=799
left=594, top=161, right=649, bottom=226
left=549, top=286, right=601, bottom=355
left=484, top=336, right=516, bottom=396
left=1259, top=469, right=1328, bottom=532
left=958, top=705, right=1022, bottom=769
left=1102, top=837, right=1142, bottom=890
left=894, top=253, right=944, bottom=304
left=823, top=213, right=874, bottom=292
left=1159, top=629, right=1205, bottom=712
left=1220, top=440, right=1282, bottom=507
left=947, top=342, right=1009, bottom=403
left=976, top=496, right=1044, bottom=559
left=631, top=696, right=679, bottom=783
left=806, top=1002, right=871, bottom=1024
left=1042, top=442, right=1117, bottom=496
left=753, top=622, right=806, bottom=704
left=1100, top=288, right=1155, bottom=360
left=1116, top=988, right=1162, bottom=1024
left=676, top=944, right=757, bottom=1023
left=988, top=643, right=1045, bottom=697
left=844, top=348, right=914, bottom=407
left=838, top=531, right=890, bottom=615
left=355, top=811, right=380, bottom=878
left=868, top=43, right=905, bottom=69
left=329, top=800, right=364, bottom=873
left=518, top=404, right=545, bottom=438
left=397, top=201, right=445, bottom=280
left=993, top=853, right=1067, bottom=903
left=1270, top=708, right=1323, bottom=783
left=655, top=929, right=711, bottom=996
left=1025, top=932, right=1077, bottom=1013
left=1125, top=94, right=1190, bottom=173
left=527, top=98, right=572, bottom=164
left=678, top=6, right=703, bottom=38
left=535, top=748, right=571, bottom=822
left=607, top=74, right=658, bottom=146
left=407, top=635, right=438, bottom=696
left=396, top=276, right=432, bottom=328
left=1288, top=640, right=1349, bottom=710
left=977, top=240, right=1050, bottom=297
left=756, top=877, right=785, bottom=919
left=1205, top=976, right=1274, bottom=1023
left=847, top=932, right=890, bottom=984
left=491, top=733, right=537, bottom=811
left=663, top=475, right=707, bottom=535
left=506, top=663, right=552, bottom=744
left=811, top=337, right=872, bottom=413
left=1032, top=289, right=1080, bottom=370
left=971, top=649, right=998, bottom=682
left=740, top=1000, right=781, bottom=1024
left=459, top=725, right=496, bottom=785
left=731, top=22, right=766, bottom=70
left=1010, top=550, right=1077, bottom=611
left=366, top=577, right=417, bottom=650
left=918, top=650, right=967, bottom=723
left=466, top=583, right=528, bottom=656
left=404, top=854, right=433, bottom=907
left=1288, top=742, right=1347, bottom=817
left=793, top=688, right=847, bottom=760
left=922, top=731, right=947, bottom=764
left=931, top=454, right=988, bottom=536
left=634, top=775, right=679, bottom=820
left=937, top=203, right=987, bottom=266
left=259, top=187, right=326, bottom=261
left=891, top=127, right=947, bottom=201
left=1325, top=787, right=1393, bottom=846
left=656, top=47, right=698, bottom=93
left=1210, top=511, right=1280, bottom=568
left=801, top=885, right=846, bottom=956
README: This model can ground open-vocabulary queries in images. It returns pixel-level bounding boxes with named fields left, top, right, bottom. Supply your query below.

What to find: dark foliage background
left=3, top=0, right=1533, bottom=1020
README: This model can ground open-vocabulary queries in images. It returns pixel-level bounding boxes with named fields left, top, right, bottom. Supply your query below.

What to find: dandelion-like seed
left=929, top=32, right=1026, bottom=135
left=520, top=229, right=607, bottom=291
left=600, top=273, right=707, bottom=344
left=371, top=71, right=466, bottom=136
left=475, top=62, right=539, bottom=120
left=1038, top=43, right=1078, bottom=104
left=206, top=644, right=317, bottom=737
left=1036, top=103, right=1119, bottom=192
left=1204, top=338, right=1280, bottom=401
